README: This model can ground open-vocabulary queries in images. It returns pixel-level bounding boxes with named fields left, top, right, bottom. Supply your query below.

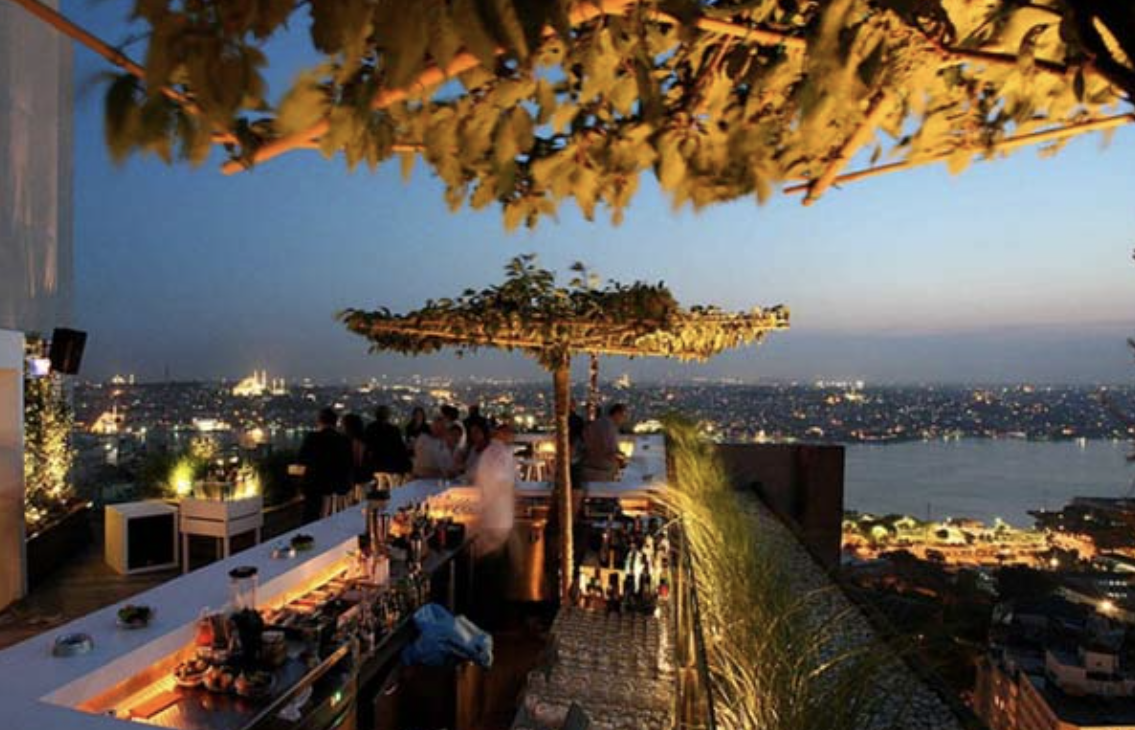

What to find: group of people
left=296, top=404, right=517, bottom=552
left=407, top=404, right=493, bottom=480
left=296, top=399, right=632, bottom=543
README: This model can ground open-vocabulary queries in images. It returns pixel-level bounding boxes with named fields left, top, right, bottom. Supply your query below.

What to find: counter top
left=0, top=434, right=668, bottom=730
left=0, top=479, right=451, bottom=730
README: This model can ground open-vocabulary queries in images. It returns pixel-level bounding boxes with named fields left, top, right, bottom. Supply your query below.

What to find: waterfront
left=846, top=438, right=1135, bottom=527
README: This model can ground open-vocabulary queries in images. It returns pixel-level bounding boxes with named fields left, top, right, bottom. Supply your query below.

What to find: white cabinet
left=104, top=501, right=179, bottom=575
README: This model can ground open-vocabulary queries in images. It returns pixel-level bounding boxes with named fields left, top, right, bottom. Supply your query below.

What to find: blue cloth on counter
left=401, top=603, right=493, bottom=668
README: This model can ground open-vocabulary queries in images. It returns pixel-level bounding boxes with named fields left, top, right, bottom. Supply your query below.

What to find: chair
left=322, top=493, right=351, bottom=517
left=375, top=472, right=403, bottom=490
left=518, top=457, right=547, bottom=482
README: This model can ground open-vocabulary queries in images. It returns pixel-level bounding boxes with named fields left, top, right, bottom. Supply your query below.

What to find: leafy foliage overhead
left=340, top=254, right=788, bottom=369
left=92, top=0, right=1135, bottom=225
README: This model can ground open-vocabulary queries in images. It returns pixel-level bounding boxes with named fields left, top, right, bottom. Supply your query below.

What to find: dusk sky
left=67, top=2, right=1135, bottom=385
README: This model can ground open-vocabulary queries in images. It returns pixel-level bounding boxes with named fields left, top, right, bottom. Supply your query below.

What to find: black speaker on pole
left=49, top=328, right=87, bottom=375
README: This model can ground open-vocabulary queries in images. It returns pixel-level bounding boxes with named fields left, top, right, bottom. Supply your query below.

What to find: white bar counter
left=0, top=434, right=667, bottom=729
left=0, top=479, right=451, bottom=730
left=516, top=434, right=668, bottom=499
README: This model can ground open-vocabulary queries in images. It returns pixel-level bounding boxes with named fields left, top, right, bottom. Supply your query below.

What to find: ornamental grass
left=663, top=419, right=903, bottom=730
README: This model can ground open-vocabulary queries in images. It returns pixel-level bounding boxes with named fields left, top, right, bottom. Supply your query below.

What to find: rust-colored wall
left=716, top=443, right=845, bottom=569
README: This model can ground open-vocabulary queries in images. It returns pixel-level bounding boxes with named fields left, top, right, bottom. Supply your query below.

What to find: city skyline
left=66, top=2, right=1135, bottom=385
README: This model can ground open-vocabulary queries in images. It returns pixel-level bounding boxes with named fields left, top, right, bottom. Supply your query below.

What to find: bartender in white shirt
left=472, top=422, right=517, bottom=556
left=469, top=422, right=516, bottom=628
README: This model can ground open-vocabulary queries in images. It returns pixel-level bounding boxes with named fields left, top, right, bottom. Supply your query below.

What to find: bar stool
left=322, top=493, right=351, bottom=517
left=375, top=472, right=402, bottom=490
left=519, top=458, right=547, bottom=482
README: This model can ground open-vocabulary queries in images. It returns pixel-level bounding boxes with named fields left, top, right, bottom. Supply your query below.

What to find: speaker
left=49, top=328, right=87, bottom=375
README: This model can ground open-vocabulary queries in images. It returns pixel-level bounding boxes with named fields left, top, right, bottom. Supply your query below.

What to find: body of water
left=845, top=439, right=1135, bottom=527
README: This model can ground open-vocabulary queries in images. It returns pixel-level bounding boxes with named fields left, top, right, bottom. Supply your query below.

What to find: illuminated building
left=975, top=596, right=1135, bottom=730
left=231, top=369, right=286, bottom=397
left=89, top=406, right=124, bottom=435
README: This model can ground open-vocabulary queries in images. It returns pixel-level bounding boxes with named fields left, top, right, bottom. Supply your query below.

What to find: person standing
left=463, top=421, right=490, bottom=480
left=365, top=405, right=411, bottom=488
left=464, top=404, right=489, bottom=440
left=405, top=406, right=430, bottom=443
left=473, top=423, right=517, bottom=555
left=341, top=413, right=369, bottom=503
left=297, top=408, right=353, bottom=523
left=441, top=404, right=466, bottom=448
left=412, top=415, right=453, bottom=478
left=581, top=403, right=629, bottom=482
left=568, top=399, right=586, bottom=455
left=471, top=423, right=517, bottom=628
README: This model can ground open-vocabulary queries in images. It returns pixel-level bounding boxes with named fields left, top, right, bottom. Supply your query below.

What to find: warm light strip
left=75, top=555, right=357, bottom=718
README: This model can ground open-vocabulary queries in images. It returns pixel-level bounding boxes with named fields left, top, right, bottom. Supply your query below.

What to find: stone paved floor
left=744, top=495, right=967, bottom=730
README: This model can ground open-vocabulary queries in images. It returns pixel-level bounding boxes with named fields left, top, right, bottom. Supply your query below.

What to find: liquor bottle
left=606, top=572, right=621, bottom=613
left=623, top=572, right=637, bottom=613
left=570, top=568, right=583, bottom=608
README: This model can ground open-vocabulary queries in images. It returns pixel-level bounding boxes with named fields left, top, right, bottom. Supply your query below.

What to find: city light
left=170, top=459, right=195, bottom=497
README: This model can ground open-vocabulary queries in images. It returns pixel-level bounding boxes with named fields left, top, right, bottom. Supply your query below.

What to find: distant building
left=232, top=370, right=286, bottom=397
left=975, top=595, right=1135, bottom=730
left=89, top=406, right=124, bottom=435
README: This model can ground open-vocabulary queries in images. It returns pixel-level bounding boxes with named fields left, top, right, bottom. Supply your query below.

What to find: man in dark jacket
left=298, top=408, right=352, bottom=523
left=364, top=405, right=411, bottom=485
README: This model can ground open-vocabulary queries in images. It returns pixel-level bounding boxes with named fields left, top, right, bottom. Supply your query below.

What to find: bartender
left=471, top=422, right=516, bottom=627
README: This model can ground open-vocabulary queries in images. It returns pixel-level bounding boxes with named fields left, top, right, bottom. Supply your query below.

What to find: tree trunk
left=552, top=359, right=574, bottom=601
left=587, top=353, right=600, bottom=421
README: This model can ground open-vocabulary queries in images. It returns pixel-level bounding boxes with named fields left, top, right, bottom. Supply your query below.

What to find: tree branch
left=783, top=112, right=1135, bottom=195
left=803, top=90, right=892, bottom=206
left=4, top=0, right=237, bottom=145
left=221, top=0, right=809, bottom=174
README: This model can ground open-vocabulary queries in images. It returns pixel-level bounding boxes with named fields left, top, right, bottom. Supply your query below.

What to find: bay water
left=845, top=439, right=1135, bottom=527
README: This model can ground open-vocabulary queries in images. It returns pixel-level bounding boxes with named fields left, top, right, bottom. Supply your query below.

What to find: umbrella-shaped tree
left=341, top=255, right=788, bottom=599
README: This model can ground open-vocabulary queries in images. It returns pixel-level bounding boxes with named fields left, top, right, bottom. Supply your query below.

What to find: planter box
left=27, top=503, right=92, bottom=589
left=179, top=495, right=263, bottom=525
left=178, top=496, right=264, bottom=573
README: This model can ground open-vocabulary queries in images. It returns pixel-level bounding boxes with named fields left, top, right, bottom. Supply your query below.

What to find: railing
left=672, top=522, right=717, bottom=730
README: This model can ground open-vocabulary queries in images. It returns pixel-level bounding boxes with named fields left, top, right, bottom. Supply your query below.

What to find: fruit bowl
left=116, top=604, right=153, bottom=629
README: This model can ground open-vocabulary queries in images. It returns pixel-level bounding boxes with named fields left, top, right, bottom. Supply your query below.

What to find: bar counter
left=0, top=434, right=666, bottom=730
left=0, top=479, right=453, bottom=730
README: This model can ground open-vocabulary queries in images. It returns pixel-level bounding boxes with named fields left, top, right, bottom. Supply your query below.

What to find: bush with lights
left=23, top=337, right=77, bottom=533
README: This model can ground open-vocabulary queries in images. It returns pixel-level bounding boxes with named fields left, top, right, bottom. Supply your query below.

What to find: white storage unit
left=104, top=501, right=179, bottom=575
left=178, top=495, right=264, bottom=573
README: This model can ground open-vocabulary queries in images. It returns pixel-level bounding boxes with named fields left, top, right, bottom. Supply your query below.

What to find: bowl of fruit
left=203, top=665, right=236, bottom=694
left=235, top=670, right=275, bottom=699
left=116, top=604, right=153, bottom=630
left=173, top=658, right=209, bottom=688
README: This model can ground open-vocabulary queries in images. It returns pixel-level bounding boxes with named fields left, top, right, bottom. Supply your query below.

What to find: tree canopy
left=340, top=254, right=788, bottom=369
left=341, top=253, right=786, bottom=599
left=26, top=0, right=1134, bottom=225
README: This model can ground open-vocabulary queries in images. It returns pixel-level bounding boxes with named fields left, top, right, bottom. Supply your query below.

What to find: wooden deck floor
left=0, top=502, right=304, bottom=651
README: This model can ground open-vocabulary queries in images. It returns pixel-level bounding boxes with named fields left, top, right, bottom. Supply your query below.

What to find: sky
left=63, top=2, right=1135, bottom=385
